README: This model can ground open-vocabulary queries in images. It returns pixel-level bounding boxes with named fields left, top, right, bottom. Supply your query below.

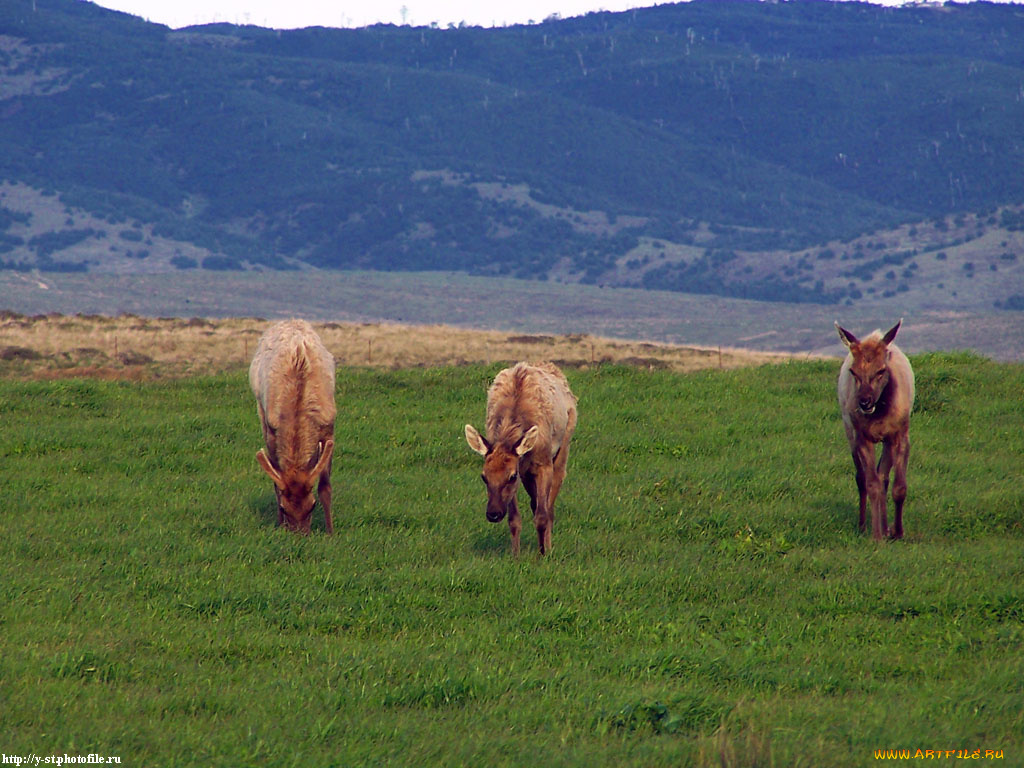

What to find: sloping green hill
left=1, top=0, right=1023, bottom=305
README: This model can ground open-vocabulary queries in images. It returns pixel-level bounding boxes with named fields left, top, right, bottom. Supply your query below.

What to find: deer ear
left=835, top=321, right=858, bottom=349
left=465, top=425, right=489, bottom=456
left=312, top=439, right=334, bottom=477
left=882, top=318, right=902, bottom=345
left=515, top=425, right=540, bottom=457
left=257, top=449, right=286, bottom=491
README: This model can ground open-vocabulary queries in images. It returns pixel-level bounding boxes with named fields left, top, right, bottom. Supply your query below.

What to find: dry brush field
left=0, top=311, right=803, bottom=380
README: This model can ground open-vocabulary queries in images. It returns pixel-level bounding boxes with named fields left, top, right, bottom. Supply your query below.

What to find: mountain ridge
left=1, top=0, right=1023, bottom=308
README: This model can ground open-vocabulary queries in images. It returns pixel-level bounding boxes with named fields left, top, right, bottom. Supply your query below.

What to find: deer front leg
left=857, top=440, right=887, bottom=541
left=851, top=447, right=868, bottom=533
left=549, top=437, right=571, bottom=511
left=529, top=466, right=555, bottom=555
left=507, top=495, right=521, bottom=557
left=888, top=433, right=910, bottom=540
left=878, top=441, right=893, bottom=497
left=522, top=472, right=539, bottom=514
left=274, top=486, right=285, bottom=527
left=318, top=466, right=333, bottom=535
left=519, top=472, right=540, bottom=557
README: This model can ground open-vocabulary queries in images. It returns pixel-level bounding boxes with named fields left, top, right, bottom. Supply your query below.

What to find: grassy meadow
left=0, top=355, right=1022, bottom=766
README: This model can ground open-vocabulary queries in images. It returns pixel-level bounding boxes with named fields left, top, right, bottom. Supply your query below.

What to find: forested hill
left=2, top=0, right=1024, bottom=306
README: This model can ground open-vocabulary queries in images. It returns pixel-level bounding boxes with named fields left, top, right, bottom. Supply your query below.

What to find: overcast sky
left=89, top=0, right=1014, bottom=31
left=89, top=0, right=664, bottom=29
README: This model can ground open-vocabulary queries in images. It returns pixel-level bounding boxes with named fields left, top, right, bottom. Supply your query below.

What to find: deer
left=836, top=319, right=915, bottom=540
left=465, top=362, right=577, bottom=555
left=250, top=319, right=336, bottom=534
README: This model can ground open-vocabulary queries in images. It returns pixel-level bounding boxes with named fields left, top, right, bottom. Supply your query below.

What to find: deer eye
left=509, top=471, right=518, bottom=483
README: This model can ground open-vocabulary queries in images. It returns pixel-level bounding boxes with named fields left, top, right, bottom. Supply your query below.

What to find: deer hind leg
left=889, top=434, right=910, bottom=540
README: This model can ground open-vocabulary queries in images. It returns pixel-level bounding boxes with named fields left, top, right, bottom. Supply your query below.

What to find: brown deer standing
left=835, top=319, right=915, bottom=540
left=465, top=362, right=577, bottom=556
left=250, top=319, right=336, bottom=534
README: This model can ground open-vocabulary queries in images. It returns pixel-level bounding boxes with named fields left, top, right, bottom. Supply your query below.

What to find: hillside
left=1, top=0, right=1024, bottom=308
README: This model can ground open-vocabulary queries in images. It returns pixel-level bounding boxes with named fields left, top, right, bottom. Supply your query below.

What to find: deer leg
left=522, top=472, right=539, bottom=514
left=517, top=473, right=539, bottom=558
left=878, top=442, right=893, bottom=497
left=274, top=487, right=285, bottom=527
left=857, top=440, right=887, bottom=541
left=530, top=466, right=554, bottom=555
left=318, top=460, right=333, bottom=535
left=548, top=437, right=571, bottom=511
left=851, top=448, right=868, bottom=533
left=507, top=495, right=521, bottom=557
left=257, top=402, right=269, bottom=442
left=889, top=434, right=909, bottom=540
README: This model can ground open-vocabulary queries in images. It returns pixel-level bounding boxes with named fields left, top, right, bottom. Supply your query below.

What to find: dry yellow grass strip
left=0, top=312, right=803, bottom=380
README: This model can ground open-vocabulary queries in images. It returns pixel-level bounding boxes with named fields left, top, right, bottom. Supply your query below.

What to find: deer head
left=465, top=424, right=539, bottom=523
left=257, top=439, right=334, bottom=533
left=836, top=319, right=902, bottom=416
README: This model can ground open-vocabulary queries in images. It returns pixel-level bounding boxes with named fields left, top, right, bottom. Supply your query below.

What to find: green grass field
left=1, top=357, right=1021, bottom=766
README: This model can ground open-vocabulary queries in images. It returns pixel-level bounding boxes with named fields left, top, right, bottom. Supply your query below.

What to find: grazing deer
left=835, top=319, right=915, bottom=540
left=465, top=362, right=577, bottom=555
left=250, top=319, right=336, bottom=534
